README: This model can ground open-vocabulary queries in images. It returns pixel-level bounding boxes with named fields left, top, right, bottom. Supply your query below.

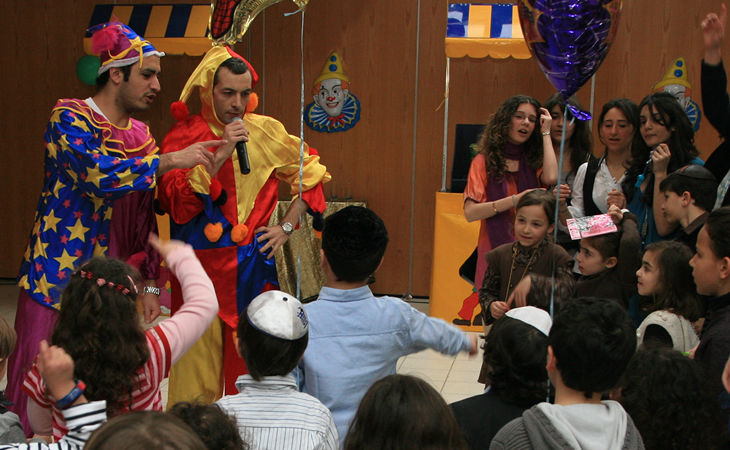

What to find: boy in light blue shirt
left=294, top=206, right=477, bottom=443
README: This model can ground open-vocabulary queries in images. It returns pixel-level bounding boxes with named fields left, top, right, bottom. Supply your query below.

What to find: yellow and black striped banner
left=84, top=4, right=213, bottom=56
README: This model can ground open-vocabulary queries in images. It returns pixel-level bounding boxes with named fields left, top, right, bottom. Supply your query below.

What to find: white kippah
left=246, top=290, right=309, bottom=340
left=505, top=306, right=552, bottom=336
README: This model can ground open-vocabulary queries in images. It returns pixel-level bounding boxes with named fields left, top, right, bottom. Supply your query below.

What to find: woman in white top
left=556, top=99, right=640, bottom=223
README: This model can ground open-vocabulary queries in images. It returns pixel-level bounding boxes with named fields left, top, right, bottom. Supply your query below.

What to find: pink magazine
left=566, top=214, right=618, bottom=240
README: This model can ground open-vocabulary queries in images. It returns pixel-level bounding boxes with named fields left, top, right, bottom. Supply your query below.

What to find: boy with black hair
left=573, top=205, right=641, bottom=309
left=295, top=206, right=477, bottom=442
left=216, top=291, right=338, bottom=450
left=659, top=164, right=718, bottom=252
left=491, top=297, right=643, bottom=450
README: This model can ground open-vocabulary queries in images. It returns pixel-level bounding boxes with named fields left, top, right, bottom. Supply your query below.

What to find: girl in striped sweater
left=22, top=236, right=218, bottom=441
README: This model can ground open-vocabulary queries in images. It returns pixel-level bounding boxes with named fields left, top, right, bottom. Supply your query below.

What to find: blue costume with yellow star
left=18, top=98, right=160, bottom=307
left=9, top=98, right=162, bottom=438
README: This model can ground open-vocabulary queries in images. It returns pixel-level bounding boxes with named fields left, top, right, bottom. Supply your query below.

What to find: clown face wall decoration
left=305, top=51, right=361, bottom=133
left=652, top=57, right=701, bottom=132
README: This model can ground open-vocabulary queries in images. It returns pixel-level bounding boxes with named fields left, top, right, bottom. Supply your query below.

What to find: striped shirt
left=23, top=327, right=171, bottom=441
left=217, top=374, right=338, bottom=450
left=0, top=400, right=106, bottom=450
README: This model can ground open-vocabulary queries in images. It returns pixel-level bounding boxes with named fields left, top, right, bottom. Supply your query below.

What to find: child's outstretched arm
left=407, top=305, right=477, bottom=356
left=150, top=235, right=219, bottom=365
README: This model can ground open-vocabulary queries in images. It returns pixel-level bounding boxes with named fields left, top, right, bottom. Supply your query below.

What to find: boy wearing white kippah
left=216, top=291, right=338, bottom=450
left=294, top=206, right=478, bottom=443
left=451, top=307, right=552, bottom=449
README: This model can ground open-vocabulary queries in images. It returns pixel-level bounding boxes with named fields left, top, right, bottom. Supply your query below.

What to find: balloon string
left=547, top=109, right=570, bottom=403
left=550, top=107, right=568, bottom=320
left=296, top=9, right=305, bottom=301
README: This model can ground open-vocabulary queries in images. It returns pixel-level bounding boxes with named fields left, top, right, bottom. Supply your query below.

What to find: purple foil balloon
left=518, top=0, right=622, bottom=119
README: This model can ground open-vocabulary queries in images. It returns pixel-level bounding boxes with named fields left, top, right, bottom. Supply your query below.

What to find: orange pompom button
left=204, top=222, right=223, bottom=242
left=231, top=224, right=249, bottom=243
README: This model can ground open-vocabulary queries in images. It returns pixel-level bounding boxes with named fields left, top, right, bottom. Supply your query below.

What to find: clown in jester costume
left=158, top=46, right=330, bottom=404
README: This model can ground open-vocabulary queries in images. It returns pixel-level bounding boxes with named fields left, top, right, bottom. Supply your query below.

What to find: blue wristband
left=55, top=380, right=86, bottom=410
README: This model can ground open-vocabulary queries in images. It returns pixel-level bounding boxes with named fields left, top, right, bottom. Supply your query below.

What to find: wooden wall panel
left=247, top=0, right=420, bottom=295
left=2, top=0, right=728, bottom=299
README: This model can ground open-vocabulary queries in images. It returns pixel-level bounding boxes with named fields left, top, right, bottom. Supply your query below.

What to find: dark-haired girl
left=480, top=190, right=575, bottom=328
left=619, top=348, right=726, bottom=450
left=623, top=92, right=703, bottom=248
left=23, top=236, right=218, bottom=441
left=557, top=98, right=638, bottom=226
left=344, top=374, right=468, bottom=450
left=544, top=94, right=594, bottom=199
left=544, top=94, right=594, bottom=256
left=635, top=241, right=701, bottom=352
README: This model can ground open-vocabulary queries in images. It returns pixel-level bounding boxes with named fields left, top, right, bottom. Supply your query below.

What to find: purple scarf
left=485, top=141, right=540, bottom=249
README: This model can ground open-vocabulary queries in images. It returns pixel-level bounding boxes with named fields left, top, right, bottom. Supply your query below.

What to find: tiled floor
left=0, top=285, right=484, bottom=407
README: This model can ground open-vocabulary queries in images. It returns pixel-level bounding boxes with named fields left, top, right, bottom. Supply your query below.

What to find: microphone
left=230, top=117, right=250, bottom=175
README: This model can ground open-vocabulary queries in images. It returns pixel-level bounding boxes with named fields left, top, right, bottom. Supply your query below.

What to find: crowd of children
left=6, top=196, right=730, bottom=449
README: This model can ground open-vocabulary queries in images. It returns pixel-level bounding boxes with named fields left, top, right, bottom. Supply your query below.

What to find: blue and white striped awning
left=84, top=4, right=213, bottom=56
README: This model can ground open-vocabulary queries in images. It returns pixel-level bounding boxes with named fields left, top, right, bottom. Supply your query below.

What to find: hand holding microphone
left=230, top=117, right=250, bottom=175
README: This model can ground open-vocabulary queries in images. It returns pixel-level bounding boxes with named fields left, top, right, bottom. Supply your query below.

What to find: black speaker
left=450, top=124, right=484, bottom=193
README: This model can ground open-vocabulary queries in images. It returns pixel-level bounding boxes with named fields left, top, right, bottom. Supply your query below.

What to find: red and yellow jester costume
left=157, top=46, right=329, bottom=403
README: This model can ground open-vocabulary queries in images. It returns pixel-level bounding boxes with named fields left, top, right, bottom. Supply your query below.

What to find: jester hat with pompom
left=170, top=46, right=259, bottom=137
left=88, top=22, right=165, bottom=75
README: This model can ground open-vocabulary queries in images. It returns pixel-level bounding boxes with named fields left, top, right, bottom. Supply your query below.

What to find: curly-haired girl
left=23, top=236, right=218, bottom=441
left=455, top=95, right=557, bottom=326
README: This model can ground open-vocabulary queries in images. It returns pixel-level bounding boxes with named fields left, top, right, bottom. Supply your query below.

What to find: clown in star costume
left=10, top=22, right=167, bottom=437
left=157, top=46, right=330, bottom=403
left=18, top=99, right=161, bottom=306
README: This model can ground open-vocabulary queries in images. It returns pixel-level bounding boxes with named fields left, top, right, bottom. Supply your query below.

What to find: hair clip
left=77, top=270, right=133, bottom=296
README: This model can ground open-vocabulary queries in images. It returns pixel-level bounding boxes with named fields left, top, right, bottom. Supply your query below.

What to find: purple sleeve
left=107, top=190, right=161, bottom=280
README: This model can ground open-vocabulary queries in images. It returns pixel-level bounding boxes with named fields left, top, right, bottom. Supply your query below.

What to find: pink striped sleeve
left=22, top=364, right=50, bottom=408
left=147, top=326, right=172, bottom=381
